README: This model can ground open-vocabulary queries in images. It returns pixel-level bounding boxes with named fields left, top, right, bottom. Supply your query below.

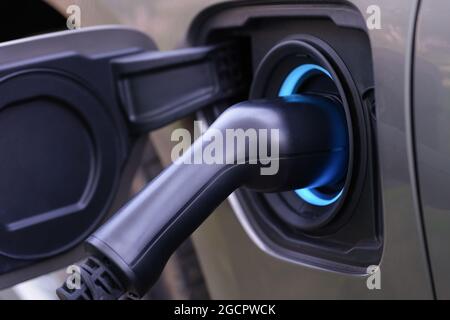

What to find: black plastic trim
left=113, top=43, right=250, bottom=133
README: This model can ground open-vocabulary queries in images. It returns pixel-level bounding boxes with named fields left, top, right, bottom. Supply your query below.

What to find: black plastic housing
left=0, top=27, right=250, bottom=280
left=0, top=30, right=156, bottom=275
left=190, top=0, right=382, bottom=272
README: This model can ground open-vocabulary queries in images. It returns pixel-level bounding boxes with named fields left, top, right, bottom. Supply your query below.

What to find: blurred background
left=50, top=0, right=223, bottom=50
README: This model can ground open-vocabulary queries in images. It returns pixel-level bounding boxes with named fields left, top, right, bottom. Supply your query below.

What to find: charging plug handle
left=60, top=95, right=348, bottom=298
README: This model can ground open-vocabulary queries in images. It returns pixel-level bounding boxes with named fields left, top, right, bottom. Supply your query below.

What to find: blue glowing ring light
left=279, top=64, right=344, bottom=206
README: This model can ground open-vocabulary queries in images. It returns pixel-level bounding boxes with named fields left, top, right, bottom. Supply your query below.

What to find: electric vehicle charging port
left=194, top=2, right=383, bottom=273
left=250, top=37, right=356, bottom=232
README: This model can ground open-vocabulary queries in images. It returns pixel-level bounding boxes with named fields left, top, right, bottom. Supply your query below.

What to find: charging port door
left=0, top=26, right=248, bottom=289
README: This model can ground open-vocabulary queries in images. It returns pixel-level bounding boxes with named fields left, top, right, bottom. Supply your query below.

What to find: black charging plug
left=57, top=95, right=348, bottom=299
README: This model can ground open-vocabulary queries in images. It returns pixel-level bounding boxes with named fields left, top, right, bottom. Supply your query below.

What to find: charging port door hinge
left=112, top=43, right=250, bottom=133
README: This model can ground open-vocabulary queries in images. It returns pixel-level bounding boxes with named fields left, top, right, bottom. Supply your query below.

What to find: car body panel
left=414, top=0, right=450, bottom=299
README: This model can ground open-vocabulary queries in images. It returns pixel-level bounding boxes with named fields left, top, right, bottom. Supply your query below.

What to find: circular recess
left=249, top=37, right=359, bottom=232
left=198, top=35, right=369, bottom=264
left=278, top=63, right=345, bottom=207
left=0, top=70, right=122, bottom=259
